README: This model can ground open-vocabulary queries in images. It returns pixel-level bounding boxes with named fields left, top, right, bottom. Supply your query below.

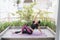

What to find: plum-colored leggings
left=22, top=26, right=32, bottom=34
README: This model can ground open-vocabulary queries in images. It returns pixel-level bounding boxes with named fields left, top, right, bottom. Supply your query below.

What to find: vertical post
left=56, top=0, right=60, bottom=40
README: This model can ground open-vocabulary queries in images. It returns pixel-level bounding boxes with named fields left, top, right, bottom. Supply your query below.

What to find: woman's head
left=38, top=20, right=40, bottom=24
left=33, top=21, right=35, bottom=23
left=34, top=20, right=40, bottom=24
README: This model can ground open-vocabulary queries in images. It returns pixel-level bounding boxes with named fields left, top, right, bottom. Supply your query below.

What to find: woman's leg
left=26, top=27, right=33, bottom=34
left=22, top=27, right=27, bottom=34
left=13, top=29, right=21, bottom=34
left=27, top=29, right=33, bottom=34
left=22, top=26, right=33, bottom=34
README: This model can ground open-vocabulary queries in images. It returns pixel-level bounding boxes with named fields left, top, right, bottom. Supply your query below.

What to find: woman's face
left=34, top=21, right=38, bottom=24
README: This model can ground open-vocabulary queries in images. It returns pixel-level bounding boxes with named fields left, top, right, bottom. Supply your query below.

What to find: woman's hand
left=38, top=26, right=42, bottom=33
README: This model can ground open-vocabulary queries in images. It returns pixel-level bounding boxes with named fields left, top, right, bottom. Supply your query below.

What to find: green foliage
left=41, top=20, right=51, bottom=26
left=26, top=21, right=32, bottom=26
left=0, top=20, right=56, bottom=33
left=0, top=21, right=25, bottom=33
left=0, top=22, right=4, bottom=32
left=0, top=22, right=10, bottom=33
left=40, top=20, right=56, bottom=32
left=38, top=10, right=53, bottom=20
left=10, top=21, right=26, bottom=26
left=16, top=2, right=36, bottom=22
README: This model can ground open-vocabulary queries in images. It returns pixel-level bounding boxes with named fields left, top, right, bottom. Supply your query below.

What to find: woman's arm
left=33, top=13, right=38, bottom=21
left=38, top=26, right=42, bottom=32
left=28, top=26, right=34, bottom=32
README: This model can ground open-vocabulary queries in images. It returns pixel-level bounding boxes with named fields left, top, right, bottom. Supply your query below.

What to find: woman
left=14, top=24, right=33, bottom=35
left=14, top=13, right=42, bottom=34
left=30, top=13, right=42, bottom=33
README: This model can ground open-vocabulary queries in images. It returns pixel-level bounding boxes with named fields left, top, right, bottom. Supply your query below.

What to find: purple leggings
left=22, top=26, right=32, bottom=34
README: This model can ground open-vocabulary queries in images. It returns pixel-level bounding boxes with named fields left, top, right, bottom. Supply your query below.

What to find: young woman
left=14, top=21, right=41, bottom=34
left=14, top=24, right=33, bottom=35
left=30, top=13, right=42, bottom=33
left=14, top=13, right=42, bottom=34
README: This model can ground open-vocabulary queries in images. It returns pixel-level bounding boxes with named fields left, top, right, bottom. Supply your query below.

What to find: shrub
left=26, top=21, right=32, bottom=26
left=0, top=22, right=10, bottom=33
left=10, top=21, right=26, bottom=26
left=0, top=22, right=3, bottom=32
left=40, top=20, right=56, bottom=32
left=0, top=20, right=56, bottom=33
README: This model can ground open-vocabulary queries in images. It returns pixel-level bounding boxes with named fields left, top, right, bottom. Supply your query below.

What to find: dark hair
left=33, top=21, right=35, bottom=23
left=38, top=20, right=40, bottom=24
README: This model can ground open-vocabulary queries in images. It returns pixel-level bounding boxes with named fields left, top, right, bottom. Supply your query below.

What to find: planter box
left=1, top=26, right=55, bottom=40
left=0, top=26, right=10, bottom=37
left=47, top=27, right=56, bottom=35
